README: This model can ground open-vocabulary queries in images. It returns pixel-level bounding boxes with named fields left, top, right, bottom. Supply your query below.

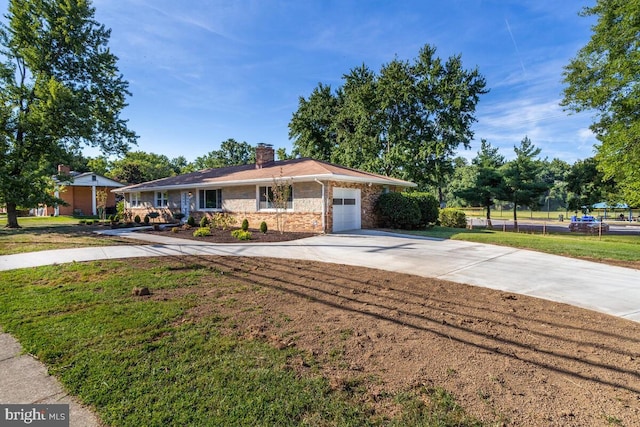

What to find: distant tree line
left=446, top=137, right=618, bottom=226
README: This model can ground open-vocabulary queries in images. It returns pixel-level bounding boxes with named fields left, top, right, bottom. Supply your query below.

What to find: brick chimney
left=255, top=143, right=275, bottom=169
left=57, top=164, right=70, bottom=175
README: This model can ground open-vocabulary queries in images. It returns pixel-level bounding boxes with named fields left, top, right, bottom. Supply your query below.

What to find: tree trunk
left=5, top=202, right=21, bottom=228
left=486, top=204, right=492, bottom=229
left=512, top=203, right=518, bottom=231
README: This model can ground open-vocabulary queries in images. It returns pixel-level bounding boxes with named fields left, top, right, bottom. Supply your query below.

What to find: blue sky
left=4, top=0, right=599, bottom=164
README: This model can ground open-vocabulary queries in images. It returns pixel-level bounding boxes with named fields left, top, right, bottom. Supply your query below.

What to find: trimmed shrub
left=171, top=226, right=180, bottom=233
left=200, top=216, right=210, bottom=228
left=231, top=229, right=252, bottom=240
left=241, top=218, right=249, bottom=231
left=193, top=227, right=211, bottom=237
left=260, top=221, right=268, bottom=234
left=439, top=208, right=467, bottom=228
left=406, top=192, right=439, bottom=227
left=375, top=192, right=421, bottom=229
left=143, top=215, right=150, bottom=225
left=187, top=216, right=196, bottom=227
left=134, top=215, right=141, bottom=224
left=173, top=212, right=185, bottom=222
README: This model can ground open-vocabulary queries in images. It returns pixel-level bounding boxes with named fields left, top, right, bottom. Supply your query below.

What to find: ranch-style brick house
left=114, top=144, right=416, bottom=233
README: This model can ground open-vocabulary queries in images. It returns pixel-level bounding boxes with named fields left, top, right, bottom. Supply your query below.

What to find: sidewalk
left=0, top=333, right=101, bottom=426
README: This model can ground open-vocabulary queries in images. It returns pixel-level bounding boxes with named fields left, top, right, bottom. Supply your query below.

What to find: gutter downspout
left=314, top=179, right=326, bottom=233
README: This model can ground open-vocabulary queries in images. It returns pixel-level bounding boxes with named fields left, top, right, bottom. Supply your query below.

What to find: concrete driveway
left=1, top=229, right=639, bottom=322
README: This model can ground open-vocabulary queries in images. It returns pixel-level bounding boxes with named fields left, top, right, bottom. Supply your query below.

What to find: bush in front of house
left=406, top=192, right=439, bottom=227
left=187, top=216, right=196, bottom=227
left=439, top=208, right=467, bottom=228
left=143, top=215, right=150, bottom=225
left=211, top=213, right=236, bottom=230
left=193, top=227, right=211, bottom=237
left=260, top=221, right=268, bottom=234
left=200, top=216, right=210, bottom=228
left=375, top=192, right=421, bottom=229
left=231, top=229, right=252, bottom=240
left=241, top=218, right=249, bottom=231
left=171, top=226, right=180, bottom=233
left=134, top=215, right=141, bottom=224
left=173, top=212, right=185, bottom=222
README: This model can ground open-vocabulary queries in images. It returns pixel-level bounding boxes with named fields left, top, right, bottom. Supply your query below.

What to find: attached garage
left=332, top=187, right=361, bottom=232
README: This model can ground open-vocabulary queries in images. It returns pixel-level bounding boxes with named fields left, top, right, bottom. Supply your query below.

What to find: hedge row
left=375, top=192, right=439, bottom=229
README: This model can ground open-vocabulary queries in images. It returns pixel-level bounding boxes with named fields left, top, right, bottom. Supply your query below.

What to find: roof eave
left=113, top=174, right=415, bottom=193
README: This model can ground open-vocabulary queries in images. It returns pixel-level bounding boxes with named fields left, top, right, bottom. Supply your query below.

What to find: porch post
left=54, top=188, right=60, bottom=216
left=92, top=185, right=97, bottom=216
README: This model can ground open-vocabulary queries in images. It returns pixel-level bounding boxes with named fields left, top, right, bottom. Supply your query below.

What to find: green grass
left=404, top=227, right=640, bottom=263
left=0, top=259, right=483, bottom=427
left=0, top=214, right=82, bottom=227
left=0, top=216, right=138, bottom=255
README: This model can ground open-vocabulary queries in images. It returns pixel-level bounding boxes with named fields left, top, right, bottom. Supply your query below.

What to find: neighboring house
left=41, top=165, right=125, bottom=217
left=114, top=144, right=416, bottom=233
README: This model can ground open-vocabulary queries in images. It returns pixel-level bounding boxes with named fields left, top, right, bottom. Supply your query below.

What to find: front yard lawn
left=0, top=258, right=482, bottom=426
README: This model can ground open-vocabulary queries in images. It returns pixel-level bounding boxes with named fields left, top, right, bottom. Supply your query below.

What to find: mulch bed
left=145, top=225, right=317, bottom=243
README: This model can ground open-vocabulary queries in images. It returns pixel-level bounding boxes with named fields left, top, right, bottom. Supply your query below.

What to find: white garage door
left=332, top=187, right=361, bottom=232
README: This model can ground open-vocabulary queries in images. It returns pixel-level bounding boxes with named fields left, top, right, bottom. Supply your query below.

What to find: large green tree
left=562, top=0, right=640, bottom=205
left=289, top=83, right=337, bottom=162
left=107, top=151, right=177, bottom=184
left=189, top=139, right=255, bottom=171
left=456, top=139, right=506, bottom=227
left=0, top=0, right=136, bottom=227
left=289, top=44, right=487, bottom=196
left=538, top=158, right=570, bottom=213
left=566, top=157, right=617, bottom=212
left=501, top=137, right=550, bottom=226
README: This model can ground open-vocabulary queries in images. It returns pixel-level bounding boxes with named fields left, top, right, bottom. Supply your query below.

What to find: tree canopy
left=289, top=43, right=488, bottom=197
left=455, top=139, right=505, bottom=226
left=501, top=137, right=550, bottom=224
left=562, top=0, right=640, bottom=205
left=188, top=139, right=255, bottom=171
left=0, top=0, right=136, bottom=227
left=108, top=151, right=177, bottom=184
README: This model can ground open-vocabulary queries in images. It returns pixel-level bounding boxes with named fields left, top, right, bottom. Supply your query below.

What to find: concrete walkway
left=1, top=229, right=640, bottom=426
left=0, top=333, right=101, bottom=426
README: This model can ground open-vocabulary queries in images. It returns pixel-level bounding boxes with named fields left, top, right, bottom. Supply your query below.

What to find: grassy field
left=0, top=214, right=82, bottom=227
left=0, top=259, right=482, bottom=426
left=405, top=227, right=640, bottom=265
left=462, top=208, right=640, bottom=221
left=0, top=216, right=139, bottom=255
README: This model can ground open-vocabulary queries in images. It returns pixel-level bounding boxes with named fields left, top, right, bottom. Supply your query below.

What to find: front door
left=180, top=191, right=191, bottom=222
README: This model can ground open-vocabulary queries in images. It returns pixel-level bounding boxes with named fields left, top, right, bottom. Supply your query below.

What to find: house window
left=130, top=192, right=141, bottom=207
left=259, top=185, right=293, bottom=210
left=198, top=189, right=222, bottom=210
left=155, top=191, right=168, bottom=207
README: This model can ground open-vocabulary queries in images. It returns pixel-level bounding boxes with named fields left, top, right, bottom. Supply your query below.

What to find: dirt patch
left=145, top=226, right=317, bottom=243
left=144, top=256, right=640, bottom=426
